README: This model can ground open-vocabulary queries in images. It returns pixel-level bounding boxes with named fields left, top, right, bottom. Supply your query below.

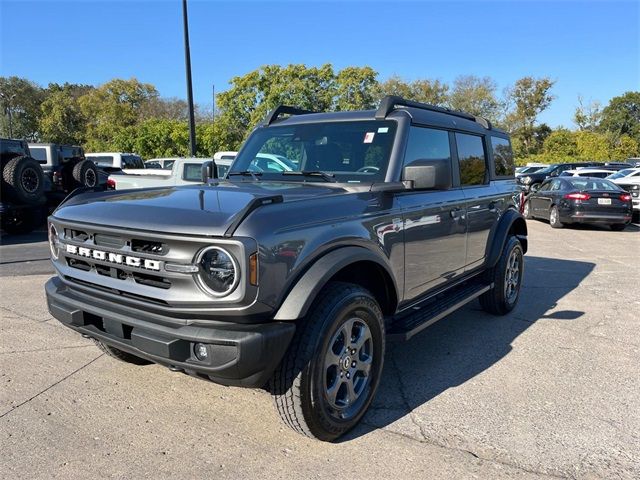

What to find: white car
left=145, top=158, right=177, bottom=170
left=606, top=167, right=640, bottom=181
left=559, top=168, right=613, bottom=179
left=609, top=170, right=640, bottom=214
left=108, top=158, right=212, bottom=190
left=214, top=151, right=237, bottom=161
left=86, top=152, right=147, bottom=174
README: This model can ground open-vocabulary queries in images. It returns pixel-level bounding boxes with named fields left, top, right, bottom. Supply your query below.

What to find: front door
left=398, top=126, right=467, bottom=301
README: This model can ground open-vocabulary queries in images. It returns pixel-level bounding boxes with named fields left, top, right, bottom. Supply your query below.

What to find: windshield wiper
left=228, top=171, right=262, bottom=181
left=282, top=171, right=336, bottom=182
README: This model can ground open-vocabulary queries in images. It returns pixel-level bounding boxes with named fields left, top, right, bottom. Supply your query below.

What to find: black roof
left=263, top=95, right=508, bottom=137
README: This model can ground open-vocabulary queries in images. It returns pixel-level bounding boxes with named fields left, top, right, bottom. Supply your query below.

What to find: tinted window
left=164, top=160, right=175, bottom=169
left=403, top=127, right=451, bottom=166
left=491, top=137, right=514, bottom=177
left=550, top=179, right=562, bottom=191
left=146, top=161, right=162, bottom=169
left=183, top=163, right=203, bottom=182
left=539, top=180, right=552, bottom=191
left=122, top=155, right=144, bottom=169
left=30, top=147, right=48, bottom=163
left=567, top=178, right=621, bottom=191
left=456, top=133, right=487, bottom=186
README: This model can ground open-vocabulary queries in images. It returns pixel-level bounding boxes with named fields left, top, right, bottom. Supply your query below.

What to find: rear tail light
left=564, top=192, right=591, bottom=200
left=106, top=178, right=116, bottom=190
left=53, top=171, right=62, bottom=185
left=620, top=193, right=632, bottom=202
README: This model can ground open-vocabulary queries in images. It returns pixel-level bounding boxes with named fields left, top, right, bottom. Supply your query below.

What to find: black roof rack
left=375, top=95, right=492, bottom=130
left=262, top=105, right=317, bottom=126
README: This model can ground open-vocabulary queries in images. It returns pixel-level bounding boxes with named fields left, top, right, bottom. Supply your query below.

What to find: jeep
left=45, top=96, right=527, bottom=441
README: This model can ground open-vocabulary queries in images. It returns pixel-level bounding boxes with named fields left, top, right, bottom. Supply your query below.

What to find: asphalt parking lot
left=1, top=220, right=639, bottom=479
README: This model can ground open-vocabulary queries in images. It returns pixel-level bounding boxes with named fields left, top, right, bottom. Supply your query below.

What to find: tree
left=449, top=75, right=501, bottom=122
left=39, top=89, right=86, bottom=144
left=598, top=91, right=640, bottom=143
left=608, top=133, right=639, bottom=160
left=379, top=76, right=449, bottom=106
left=543, top=129, right=578, bottom=158
left=0, top=76, right=46, bottom=139
left=575, top=131, right=610, bottom=160
left=573, top=96, right=602, bottom=131
left=79, top=78, right=158, bottom=151
left=334, top=66, right=379, bottom=111
left=505, top=77, right=555, bottom=156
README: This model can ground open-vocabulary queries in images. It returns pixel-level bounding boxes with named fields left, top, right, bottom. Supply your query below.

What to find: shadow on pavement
left=344, top=255, right=595, bottom=441
left=0, top=229, right=48, bottom=246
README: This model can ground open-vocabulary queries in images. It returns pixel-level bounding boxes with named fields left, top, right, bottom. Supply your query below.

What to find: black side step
left=388, top=282, right=493, bottom=342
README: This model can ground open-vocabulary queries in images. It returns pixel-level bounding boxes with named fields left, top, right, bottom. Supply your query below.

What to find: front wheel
left=270, top=282, right=385, bottom=441
left=480, top=236, right=524, bottom=315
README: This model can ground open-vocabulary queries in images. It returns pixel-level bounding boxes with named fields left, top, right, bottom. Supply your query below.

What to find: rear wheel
left=92, top=339, right=152, bottom=365
left=480, top=236, right=524, bottom=315
left=549, top=205, right=563, bottom=229
left=270, top=282, right=385, bottom=441
left=610, top=224, right=627, bottom=231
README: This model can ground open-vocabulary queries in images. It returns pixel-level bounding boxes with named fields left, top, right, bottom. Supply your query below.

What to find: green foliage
left=573, top=96, right=602, bottom=131
left=0, top=76, right=46, bottom=139
left=449, top=75, right=501, bottom=122
left=39, top=89, right=86, bottom=144
left=378, top=76, right=449, bottom=106
left=543, top=128, right=578, bottom=157
left=598, top=91, right=640, bottom=143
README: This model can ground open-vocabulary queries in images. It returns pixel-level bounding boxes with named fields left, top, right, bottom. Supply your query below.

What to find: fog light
left=194, top=343, right=209, bottom=361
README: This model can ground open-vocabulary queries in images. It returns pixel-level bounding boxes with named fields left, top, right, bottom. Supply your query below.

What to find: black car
left=518, top=162, right=603, bottom=191
left=524, top=177, right=633, bottom=230
left=45, top=95, right=527, bottom=441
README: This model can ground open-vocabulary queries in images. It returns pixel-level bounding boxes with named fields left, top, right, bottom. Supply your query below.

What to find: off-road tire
left=72, top=159, right=98, bottom=188
left=0, top=210, right=38, bottom=235
left=2, top=156, right=45, bottom=204
left=549, top=205, right=563, bottom=229
left=610, top=224, right=627, bottom=231
left=480, top=236, right=524, bottom=315
left=270, top=282, right=385, bottom=441
left=92, top=339, right=152, bottom=365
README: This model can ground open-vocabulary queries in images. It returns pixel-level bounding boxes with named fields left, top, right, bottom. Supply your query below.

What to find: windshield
left=606, top=169, right=634, bottom=180
left=535, top=165, right=558, bottom=174
left=229, top=120, right=398, bottom=183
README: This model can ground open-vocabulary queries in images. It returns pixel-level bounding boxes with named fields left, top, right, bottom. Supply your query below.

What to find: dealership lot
left=1, top=221, right=639, bottom=479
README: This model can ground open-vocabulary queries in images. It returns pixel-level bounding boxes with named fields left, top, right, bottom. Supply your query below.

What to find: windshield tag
left=377, top=127, right=389, bottom=133
left=364, top=132, right=375, bottom=143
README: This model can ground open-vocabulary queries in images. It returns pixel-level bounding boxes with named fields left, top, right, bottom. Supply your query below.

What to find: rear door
left=398, top=126, right=467, bottom=299
left=454, top=132, right=500, bottom=271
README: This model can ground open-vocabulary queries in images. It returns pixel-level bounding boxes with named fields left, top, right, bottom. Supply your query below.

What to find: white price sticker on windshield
left=377, top=127, right=389, bottom=133
left=364, top=132, right=375, bottom=143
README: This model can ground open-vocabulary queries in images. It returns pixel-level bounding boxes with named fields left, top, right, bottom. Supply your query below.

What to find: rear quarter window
left=491, top=136, right=514, bottom=177
left=183, top=163, right=203, bottom=182
left=30, top=147, right=48, bottom=163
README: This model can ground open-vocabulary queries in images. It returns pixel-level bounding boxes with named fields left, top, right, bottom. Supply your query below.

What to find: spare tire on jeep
left=2, top=155, right=46, bottom=204
left=72, top=159, right=98, bottom=188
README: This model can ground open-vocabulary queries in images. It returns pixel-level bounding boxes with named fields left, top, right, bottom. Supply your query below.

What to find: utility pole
left=0, top=93, right=16, bottom=138
left=182, top=0, right=197, bottom=156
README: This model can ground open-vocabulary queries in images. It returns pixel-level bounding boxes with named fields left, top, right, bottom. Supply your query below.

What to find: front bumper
left=46, top=277, right=295, bottom=387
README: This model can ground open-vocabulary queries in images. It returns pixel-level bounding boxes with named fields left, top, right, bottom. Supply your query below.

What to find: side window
left=402, top=126, right=451, bottom=167
left=183, top=163, right=203, bottom=182
left=455, top=133, right=487, bottom=186
left=550, top=179, right=562, bottom=191
left=539, top=180, right=552, bottom=191
left=30, top=147, right=48, bottom=163
left=491, top=136, right=514, bottom=177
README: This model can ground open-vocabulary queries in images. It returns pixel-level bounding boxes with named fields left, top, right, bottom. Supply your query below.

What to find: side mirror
left=402, top=159, right=451, bottom=190
left=201, top=160, right=218, bottom=183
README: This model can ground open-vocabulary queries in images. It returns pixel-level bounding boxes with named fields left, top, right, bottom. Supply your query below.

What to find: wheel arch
left=273, top=246, right=398, bottom=321
left=486, top=208, right=528, bottom=268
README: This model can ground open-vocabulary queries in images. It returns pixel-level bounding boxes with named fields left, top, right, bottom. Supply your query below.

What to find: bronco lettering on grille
left=65, top=244, right=161, bottom=271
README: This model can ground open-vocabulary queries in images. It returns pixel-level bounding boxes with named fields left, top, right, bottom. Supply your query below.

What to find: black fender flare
left=273, top=246, right=397, bottom=321
left=485, top=208, right=528, bottom=268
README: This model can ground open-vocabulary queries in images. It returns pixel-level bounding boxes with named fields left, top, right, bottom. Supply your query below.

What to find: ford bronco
left=45, top=96, right=527, bottom=441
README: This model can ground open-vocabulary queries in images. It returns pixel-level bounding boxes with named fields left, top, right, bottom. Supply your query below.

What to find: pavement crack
left=0, top=344, right=92, bottom=355
left=0, top=305, right=51, bottom=323
left=388, top=350, right=429, bottom=442
left=0, top=353, right=104, bottom=418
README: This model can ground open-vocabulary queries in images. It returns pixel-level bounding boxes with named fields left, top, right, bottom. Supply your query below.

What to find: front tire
left=480, top=236, right=524, bottom=315
left=549, top=205, right=563, bottom=229
left=270, top=282, right=385, bottom=441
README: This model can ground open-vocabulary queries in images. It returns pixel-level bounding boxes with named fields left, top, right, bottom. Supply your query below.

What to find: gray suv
left=45, top=96, right=527, bottom=441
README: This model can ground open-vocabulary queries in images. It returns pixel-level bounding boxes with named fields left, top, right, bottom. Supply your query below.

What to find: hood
left=53, top=181, right=360, bottom=236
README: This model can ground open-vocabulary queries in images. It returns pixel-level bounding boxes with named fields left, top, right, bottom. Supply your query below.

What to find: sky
left=1, top=0, right=638, bottom=128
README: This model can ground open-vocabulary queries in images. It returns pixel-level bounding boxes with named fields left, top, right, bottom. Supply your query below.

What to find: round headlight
left=48, top=223, right=60, bottom=260
left=196, top=247, right=239, bottom=297
left=521, top=176, right=532, bottom=185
